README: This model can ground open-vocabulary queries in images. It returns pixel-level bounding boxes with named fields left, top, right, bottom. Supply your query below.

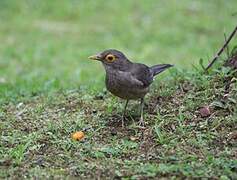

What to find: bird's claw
left=138, top=117, right=145, bottom=127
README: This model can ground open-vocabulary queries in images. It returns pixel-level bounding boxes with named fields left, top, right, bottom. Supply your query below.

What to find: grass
left=0, top=0, right=237, bottom=179
left=1, top=67, right=236, bottom=179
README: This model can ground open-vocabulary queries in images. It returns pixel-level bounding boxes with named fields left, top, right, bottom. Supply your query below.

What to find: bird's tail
left=150, top=64, right=173, bottom=76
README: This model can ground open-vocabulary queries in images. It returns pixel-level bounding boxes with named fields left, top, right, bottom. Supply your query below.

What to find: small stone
left=171, top=124, right=176, bottom=130
left=110, top=128, right=117, bottom=136
left=0, top=159, right=11, bottom=166
left=228, top=131, right=237, bottom=140
left=16, top=102, right=24, bottom=109
left=130, top=136, right=139, bottom=141
left=35, top=157, right=44, bottom=166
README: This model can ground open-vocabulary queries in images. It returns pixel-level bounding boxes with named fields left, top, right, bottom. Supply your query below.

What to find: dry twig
left=205, top=25, right=237, bottom=71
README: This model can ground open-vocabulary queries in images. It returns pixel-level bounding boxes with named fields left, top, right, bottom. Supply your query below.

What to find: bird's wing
left=116, top=70, right=145, bottom=88
left=130, top=63, right=153, bottom=87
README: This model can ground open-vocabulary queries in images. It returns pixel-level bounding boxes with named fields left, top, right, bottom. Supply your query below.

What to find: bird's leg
left=139, top=98, right=145, bottom=126
left=122, top=100, right=129, bottom=127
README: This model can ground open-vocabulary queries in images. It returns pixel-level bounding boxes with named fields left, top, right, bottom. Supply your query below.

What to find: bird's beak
left=88, top=54, right=102, bottom=61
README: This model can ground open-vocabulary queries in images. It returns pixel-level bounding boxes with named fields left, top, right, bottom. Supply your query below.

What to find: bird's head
left=89, top=49, right=131, bottom=70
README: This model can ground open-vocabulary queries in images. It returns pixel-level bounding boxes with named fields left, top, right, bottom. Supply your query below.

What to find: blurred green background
left=0, top=0, right=236, bottom=101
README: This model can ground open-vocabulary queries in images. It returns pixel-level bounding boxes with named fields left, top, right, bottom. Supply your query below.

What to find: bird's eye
left=105, top=54, right=116, bottom=62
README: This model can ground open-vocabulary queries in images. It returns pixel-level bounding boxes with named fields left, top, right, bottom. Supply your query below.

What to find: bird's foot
left=138, top=117, right=145, bottom=127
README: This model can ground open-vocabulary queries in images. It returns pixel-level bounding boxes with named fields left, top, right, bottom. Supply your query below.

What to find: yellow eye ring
left=105, top=54, right=116, bottom=62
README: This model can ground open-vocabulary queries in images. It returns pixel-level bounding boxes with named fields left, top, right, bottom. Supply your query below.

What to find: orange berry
left=71, top=131, right=85, bottom=141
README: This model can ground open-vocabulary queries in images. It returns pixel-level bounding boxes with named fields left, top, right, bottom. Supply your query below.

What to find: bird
left=89, top=49, right=173, bottom=127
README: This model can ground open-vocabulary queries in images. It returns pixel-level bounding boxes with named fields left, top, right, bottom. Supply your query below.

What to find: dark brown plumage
left=89, top=49, right=173, bottom=126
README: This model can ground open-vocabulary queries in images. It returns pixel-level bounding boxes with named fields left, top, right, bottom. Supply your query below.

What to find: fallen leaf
left=199, top=106, right=211, bottom=117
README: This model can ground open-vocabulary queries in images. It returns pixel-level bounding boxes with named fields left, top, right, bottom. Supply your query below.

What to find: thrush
left=89, top=49, right=173, bottom=126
